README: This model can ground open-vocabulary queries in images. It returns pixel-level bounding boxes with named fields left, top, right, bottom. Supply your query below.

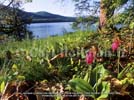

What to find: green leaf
left=97, top=82, right=110, bottom=100
left=70, top=58, right=74, bottom=65
left=90, top=64, right=110, bottom=87
left=12, top=64, right=18, bottom=71
left=69, top=78, right=95, bottom=98
left=0, top=81, right=5, bottom=93
left=84, top=72, right=90, bottom=83
left=129, top=22, right=134, bottom=29
left=83, top=67, right=91, bottom=83
left=118, top=63, right=131, bottom=79
left=17, top=75, right=25, bottom=81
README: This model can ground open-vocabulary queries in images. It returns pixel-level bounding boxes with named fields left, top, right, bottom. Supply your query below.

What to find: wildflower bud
left=26, top=55, right=32, bottom=61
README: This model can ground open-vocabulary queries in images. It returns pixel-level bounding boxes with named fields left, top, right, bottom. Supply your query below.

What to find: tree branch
left=0, top=0, right=14, bottom=10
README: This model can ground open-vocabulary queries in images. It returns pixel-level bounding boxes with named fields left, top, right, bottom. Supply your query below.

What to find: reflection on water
left=27, top=22, right=74, bottom=38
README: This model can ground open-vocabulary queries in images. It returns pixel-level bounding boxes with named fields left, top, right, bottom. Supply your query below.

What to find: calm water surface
left=27, top=22, right=74, bottom=38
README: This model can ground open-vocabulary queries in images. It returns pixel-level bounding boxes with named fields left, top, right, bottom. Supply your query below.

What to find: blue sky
left=22, top=0, right=75, bottom=17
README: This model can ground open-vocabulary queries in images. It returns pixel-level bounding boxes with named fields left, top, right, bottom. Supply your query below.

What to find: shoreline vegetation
left=29, top=20, right=76, bottom=23
left=0, top=30, right=92, bottom=55
left=1, top=28, right=134, bottom=100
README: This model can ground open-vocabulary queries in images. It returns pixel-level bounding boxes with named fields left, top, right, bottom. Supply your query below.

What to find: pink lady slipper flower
left=112, top=42, right=119, bottom=52
left=86, top=51, right=94, bottom=64
left=111, top=37, right=121, bottom=52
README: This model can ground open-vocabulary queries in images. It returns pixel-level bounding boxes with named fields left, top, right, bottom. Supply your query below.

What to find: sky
left=22, top=0, right=76, bottom=17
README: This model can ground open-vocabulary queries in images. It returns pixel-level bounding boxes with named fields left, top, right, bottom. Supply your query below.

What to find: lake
left=27, top=22, right=74, bottom=38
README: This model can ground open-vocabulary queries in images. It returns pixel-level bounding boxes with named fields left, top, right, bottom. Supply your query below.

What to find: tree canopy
left=72, top=0, right=134, bottom=31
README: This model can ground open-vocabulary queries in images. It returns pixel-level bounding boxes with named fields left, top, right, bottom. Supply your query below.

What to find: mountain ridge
left=18, top=10, right=76, bottom=23
left=0, top=4, right=76, bottom=23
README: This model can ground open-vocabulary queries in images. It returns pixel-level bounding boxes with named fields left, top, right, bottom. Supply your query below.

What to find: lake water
left=27, top=22, right=74, bottom=38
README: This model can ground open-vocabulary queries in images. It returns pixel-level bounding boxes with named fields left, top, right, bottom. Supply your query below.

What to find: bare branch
left=0, top=0, right=14, bottom=10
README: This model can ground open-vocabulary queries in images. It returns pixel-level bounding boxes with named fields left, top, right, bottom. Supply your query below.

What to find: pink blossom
left=112, top=42, right=119, bottom=52
left=86, top=51, right=94, bottom=64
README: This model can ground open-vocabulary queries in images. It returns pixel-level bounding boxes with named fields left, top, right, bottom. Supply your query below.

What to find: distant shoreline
left=30, top=21, right=75, bottom=24
left=28, top=18, right=76, bottom=23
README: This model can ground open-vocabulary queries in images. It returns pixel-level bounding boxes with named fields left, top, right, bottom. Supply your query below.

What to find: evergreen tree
left=0, top=0, right=32, bottom=40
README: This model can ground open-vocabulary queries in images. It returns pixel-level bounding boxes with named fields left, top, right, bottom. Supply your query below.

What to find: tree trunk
left=99, top=0, right=107, bottom=30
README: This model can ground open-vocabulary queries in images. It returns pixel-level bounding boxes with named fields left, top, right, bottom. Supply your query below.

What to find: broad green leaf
left=90, top=64, right=110, bottom=87
left=97, top=82, right=110, bottom=100
left=0, top=81, right=5, bottom=93
left=69, top=78, right=95, bottom=98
